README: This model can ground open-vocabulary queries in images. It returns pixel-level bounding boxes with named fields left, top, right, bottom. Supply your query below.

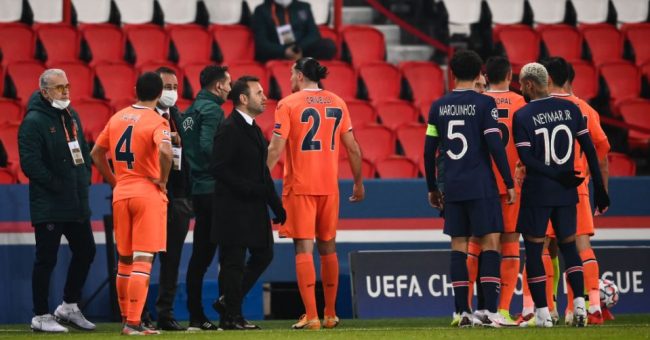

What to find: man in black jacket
left=210, top=76, right=285, bottom=330
left=18, top=69, right=96, bottom=333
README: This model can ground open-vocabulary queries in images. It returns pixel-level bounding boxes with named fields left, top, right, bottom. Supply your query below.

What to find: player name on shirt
left=438, top=104, right=476, bottom=116
left=306, top=95, right=332, bottom=105
left=119, top=113, right=142, bottom=123
left=494, top=97, right=513, bottom=105
left=532, top=110, right=573, bottom=127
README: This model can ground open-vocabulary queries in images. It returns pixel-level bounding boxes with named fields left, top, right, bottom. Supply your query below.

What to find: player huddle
left=425, top=50, right=612, bottom=328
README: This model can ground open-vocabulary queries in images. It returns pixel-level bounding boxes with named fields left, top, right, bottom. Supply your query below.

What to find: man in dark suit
left=210, top=76, right=286, bottom=330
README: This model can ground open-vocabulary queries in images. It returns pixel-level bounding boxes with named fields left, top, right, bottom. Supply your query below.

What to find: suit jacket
left=210, top=110, right=282, bottom=248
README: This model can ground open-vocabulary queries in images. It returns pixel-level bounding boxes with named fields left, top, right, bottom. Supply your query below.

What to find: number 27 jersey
left=427, top=89, right=501, bottom=202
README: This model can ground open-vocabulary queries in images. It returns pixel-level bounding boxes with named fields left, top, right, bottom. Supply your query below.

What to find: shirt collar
left=236, top=109, right=254, bottom=126
left=155, top=106, right=170, bottom=116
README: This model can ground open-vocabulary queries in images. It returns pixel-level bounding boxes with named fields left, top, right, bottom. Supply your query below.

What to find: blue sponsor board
left=349, top=247, right=650, bottom=318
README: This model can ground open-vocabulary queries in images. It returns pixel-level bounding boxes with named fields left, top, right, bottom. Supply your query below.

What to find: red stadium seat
left=0, top=167, right=17, bottom=184
left=354, top=124, right=395, bottom=162
left=399, top=61, right=445, bottom=119
left=338, top=158, right=375, bottom=179
left=358, top=62, right=400, bottom=102
left=36, top=24, right=80, bottom=63
left=183, top=62, right=215, bottom=99
left=0, top=122, right=20, bottom=164
left=0, top=23, right=35, bottom=65
left=5, top=61, right=46, bottom=105
left=176, top=98, right=192, bottom=112
left=320, top=61, right=357, bottom=100
left=497, top=25, right=540, bottom=73
left=569, top=59, right=598, bottom=101
left=211, top=25, right=254, bottom=64
left=617, top=98, right=650, bottom=150
left=0, top=99, right=23, bottom=124
left=580, top=24, right=624, bottom=66
left=621, top=23, right=650, bottom=66
left=318, top=25, right=340, bottom=59
left=396, top=123, right=426, bottom=164
left=374, top=100, right=419, bottom=131
left=641, top=61, right=650, bottom=83
left=227, top=61, right=269, bottom=96
left=137, top=61, right=184, bottom=100
left=266, top=60, right=293, bottom=99
left=123, top=24, right=169, bottom=67
left=74, top=98, right=113, bottom=142
left=48, top=61, right=94, bottom=102
left=80, top=24, right=125, bottom=66
left=346, top=99, right=377, bottom=128
left=599, top=61, right=641, bottom=108
left=111, top=98, right=136, bottom=113
left=375, top=156, right=419, bottom=178
left=168, top=25, right=213, bottom=67
left=94, top=62, right=137, bottom=104
left=607, top=152, right=636, bottom=176
left=537, top=25, right=583, bottom=61
left=341, top=25, right=385, bottom=67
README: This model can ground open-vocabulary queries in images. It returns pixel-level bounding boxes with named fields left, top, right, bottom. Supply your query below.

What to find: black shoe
left=158, top=318, right=187, bottom=331
left=188, top=320, right=221, bottom=331
left=141, top=317, right=156, bottom=330
left=220, top=315, right=261, bottom=330
left=212, top=296, right=226, bottom=316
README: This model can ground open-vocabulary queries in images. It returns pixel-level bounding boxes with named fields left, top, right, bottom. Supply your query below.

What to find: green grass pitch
left=0, top=314, right=648, bottom=339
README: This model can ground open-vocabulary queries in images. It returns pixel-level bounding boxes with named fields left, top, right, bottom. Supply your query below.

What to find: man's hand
left=428, top=190, right=444, bottom=209
left=349, top=183, right=365, bottom=202
left=284, top=46, right=302, bottom=61
left=593, top=184, right=610, bottom=216
left=272, top=206, right=287, bottom=225
left=505, top=188, right=516, bottom=205
left=152, top=178, right=167, bottom=195
left=170, top=132, right=180, bottom=145
left=515, top=160, right=526, bottom=187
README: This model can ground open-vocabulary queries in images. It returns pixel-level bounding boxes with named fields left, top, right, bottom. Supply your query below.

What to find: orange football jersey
left=95, top=105, right=171, bottom=202
left=485, top=90, right=526, bottom=194
left=273, top=89, right=353, bottom=195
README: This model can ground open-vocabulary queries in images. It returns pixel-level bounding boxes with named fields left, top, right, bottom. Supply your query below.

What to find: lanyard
left=168, top=114, right=182, bottom=147
left=59, top=109, right=77, bottom=142
left=271, top=2, right=290, bottom=26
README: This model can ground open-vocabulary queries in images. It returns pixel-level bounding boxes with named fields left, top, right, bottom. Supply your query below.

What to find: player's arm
left=576, top=126, right=610, bottom=214
left=267, top=103, right=291, bottom=169
left=483, top=102, right=515, bottom=202
left=267, top=135, right=286, bottom=170
left=423, top=124, right=443, bottom=209
left=588, top=107, right=611, bottom=190
left=342, top=130, right=365, bottom=202
left=90, top=144, right=116, bottom=188
left=157, top=142, right=172, bottom=188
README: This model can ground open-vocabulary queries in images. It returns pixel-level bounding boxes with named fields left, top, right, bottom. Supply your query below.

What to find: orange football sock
left=543, top=249, right=555, bottom=312
left=320, top=253, right=339, bottom=317
left=499, top=241, right=520, bottom=311
left=116, top=261, right=132, bottom=319
left=521, top=268, right=534, bottom=313
left=580, top=248, right=601, bottom=312
left=126, top=261, right=152, bottom=325
left=296, top=253, right=318, bottom=320
left=466, top=241, right=481, bottom=309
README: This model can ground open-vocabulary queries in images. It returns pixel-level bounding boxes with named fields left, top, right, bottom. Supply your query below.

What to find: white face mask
left=275, top=0, right=292, bottom=7
left=159, top=90, right=178, bottom=108
left=51, top=99, right=70, bottom=110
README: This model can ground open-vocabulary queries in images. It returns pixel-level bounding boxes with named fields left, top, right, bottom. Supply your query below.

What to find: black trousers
left=32, top=220, right=96, bottom=316
left=219, top=243, right=273, bottom=317
left=186, top=194, right=218, bottom=321
left=304, top=38, right=337, bottom=60
left=155, top=197, right=192, bottom=320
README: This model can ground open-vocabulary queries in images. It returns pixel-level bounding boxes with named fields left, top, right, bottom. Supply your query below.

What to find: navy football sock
left=450, top=250, right=470, bottom=314
left=524, top=239, right=547, bottom=308
left=478, top=250, right=501, bottom=313
left=558, top=241, right=584, bottom=298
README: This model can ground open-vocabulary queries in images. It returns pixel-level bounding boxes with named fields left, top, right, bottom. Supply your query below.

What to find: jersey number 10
left=534, top=124, right=573, bottom=166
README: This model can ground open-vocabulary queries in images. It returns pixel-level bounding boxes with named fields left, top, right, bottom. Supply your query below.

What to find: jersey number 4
left=301, top=107, right=343, bottom=151
left=115, top=125, right=135, bottom=169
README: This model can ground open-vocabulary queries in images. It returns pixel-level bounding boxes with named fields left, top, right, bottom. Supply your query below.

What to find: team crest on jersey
left=491, top=108, right=499, bottom=121
left=162, top=130, right=170, bottom=137
left=182, top=117, right=194, bottom=131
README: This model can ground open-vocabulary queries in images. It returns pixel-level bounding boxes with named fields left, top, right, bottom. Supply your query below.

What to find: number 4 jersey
left=96, top=105, right=171, bottom=202
left=273, top=88, right=352, bottom=196
left=426, top=89, right=505, bottom=202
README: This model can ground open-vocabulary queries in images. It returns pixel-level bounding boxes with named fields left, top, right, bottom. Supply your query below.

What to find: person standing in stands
left=152, top=67, right=193, bottom=331
left=252, top=0, right=336, bottom=63
left=179, top=65, right=231, bottom=331
left=19, top=69, right=96, bottom=333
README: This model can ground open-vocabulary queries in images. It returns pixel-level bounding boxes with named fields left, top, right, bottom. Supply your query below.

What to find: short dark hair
left=154, top=66, right=176, bottom=76
left=485, top=56, right=511, bottom=84
left=567, top=61, right=575, bottom=84
left=229, top=76, right=260, bottom=106
left=450, top=50, right=483, bottom=81
left=199, top=65, right=228, bottom=89
left=541, top=57, right=569, bottom=87
left=136, top=72, right=163, bottom=101
left=295, top=57, right=328, bottom=82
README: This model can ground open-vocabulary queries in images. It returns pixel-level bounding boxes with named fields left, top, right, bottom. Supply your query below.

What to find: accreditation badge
left=172, top=146, right=182, bottom=171
left=68, top=140, right=85, bottom=165
left=276, top=24, right=296, bottom=45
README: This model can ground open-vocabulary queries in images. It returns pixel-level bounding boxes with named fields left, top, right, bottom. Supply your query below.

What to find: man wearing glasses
left=18, top=69, right=96, bottom=333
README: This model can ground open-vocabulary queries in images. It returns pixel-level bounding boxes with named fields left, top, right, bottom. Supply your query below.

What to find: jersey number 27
left=301, top=107, right=343, bottom=151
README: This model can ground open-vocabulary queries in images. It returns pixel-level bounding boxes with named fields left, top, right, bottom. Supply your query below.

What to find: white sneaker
left=565, top=311, right=574, bottom=326
left=458, top=312, right=479, bottom=328
left=31, top=314, right=68, bottom=333
left=535, top=308, right=553, bottom=328
left=54, top=304, right=96, bottom=331
left=481, top=312, right=506, bottom=328
left=573, top=300, right=587, bottom=328
left=550, top=309, right=559, bottom=325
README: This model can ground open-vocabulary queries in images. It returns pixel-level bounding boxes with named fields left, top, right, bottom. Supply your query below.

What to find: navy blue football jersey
left=513, top=97, right=588, bottom=206
left=426, top=89, right=502, bottom=202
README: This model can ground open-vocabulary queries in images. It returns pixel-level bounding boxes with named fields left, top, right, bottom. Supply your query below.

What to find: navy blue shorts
left=443, top=197, right=504, bottom=237
left=516, top=205, right=576, bottom=240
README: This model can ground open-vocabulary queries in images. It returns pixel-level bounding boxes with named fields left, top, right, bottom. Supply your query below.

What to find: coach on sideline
left=18, top=69, right=96, bottom=333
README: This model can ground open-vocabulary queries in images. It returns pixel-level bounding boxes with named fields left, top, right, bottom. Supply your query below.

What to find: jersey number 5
left=447, top=120, right=468, bottom=160
left=301, top=107, right=343, bottom=151
left=115, top=125, right=135, bottom=169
